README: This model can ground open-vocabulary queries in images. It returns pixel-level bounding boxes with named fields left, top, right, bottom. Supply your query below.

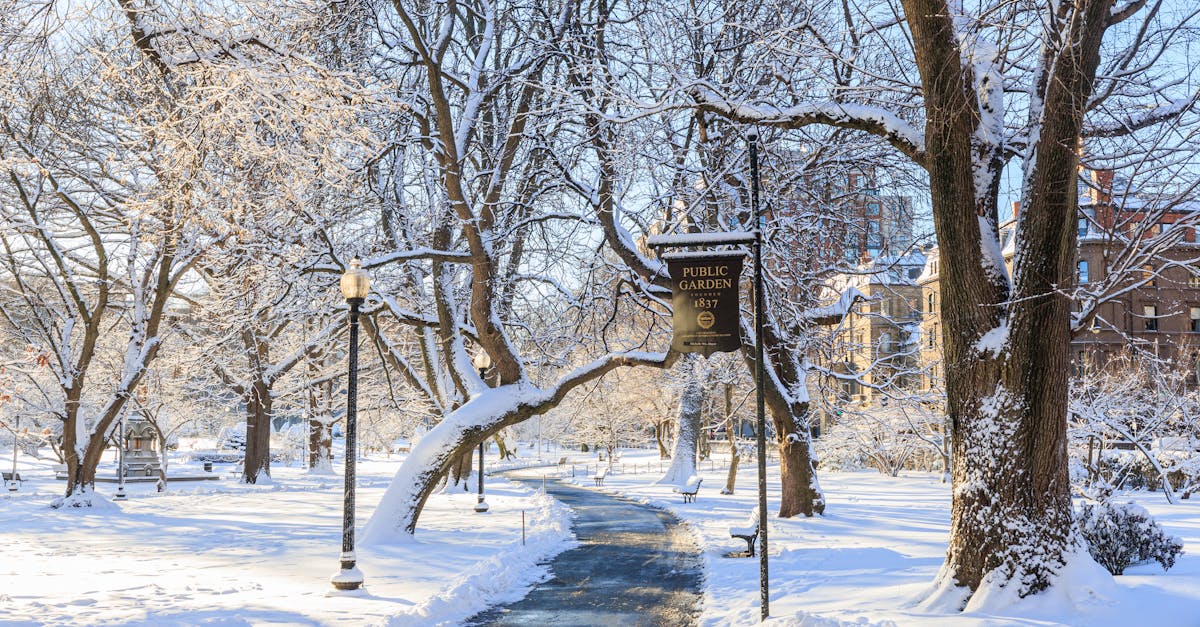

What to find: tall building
left=784, top=166, right=916, bottom=266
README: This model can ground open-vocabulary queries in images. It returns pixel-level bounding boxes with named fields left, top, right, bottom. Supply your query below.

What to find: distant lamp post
left=331, top=258, right=369, bottom=592
left=114, top=411, right=127, bottom=500
left=472, top=351, right=491, bottom=513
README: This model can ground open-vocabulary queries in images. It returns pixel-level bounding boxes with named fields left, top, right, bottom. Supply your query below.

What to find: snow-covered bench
left=592, top=467, right=608, bottom=486
left=728, top=507, right=760, bottom=557
left=673, top=476, right=703, bottom=503
left=2, top=472, right=20, bottom=491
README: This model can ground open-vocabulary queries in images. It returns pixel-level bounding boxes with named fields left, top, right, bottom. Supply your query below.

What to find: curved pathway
left=468, top=473, right=703, bottom=626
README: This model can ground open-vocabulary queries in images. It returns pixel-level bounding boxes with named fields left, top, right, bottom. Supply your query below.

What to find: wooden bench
left=557, top=457, right=568, bottom=466
left=592, top=467, right=608, bottom=486
left=728, top=507, right=760, bottom=557
left=673, top=477, right=703, bottom=503
left=2, top=472, right=20, bottom=491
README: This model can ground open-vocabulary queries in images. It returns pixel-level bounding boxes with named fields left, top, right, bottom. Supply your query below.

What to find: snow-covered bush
left=1077, top=500, right=1184, bottom=575
left=216, top=423, right=247, bottom=451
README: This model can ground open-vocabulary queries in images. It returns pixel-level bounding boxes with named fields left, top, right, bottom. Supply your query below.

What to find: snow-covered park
left=5, top=1, right=1200, bottom=625
left=3, top=446, right=1197, bottom=626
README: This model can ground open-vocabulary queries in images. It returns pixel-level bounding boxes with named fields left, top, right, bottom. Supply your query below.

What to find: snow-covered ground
left=3, top=445, right=1198, bottom=626
left=0, top=450, right=574, bottom=626
left=585, top=449, right=1200, bottom=627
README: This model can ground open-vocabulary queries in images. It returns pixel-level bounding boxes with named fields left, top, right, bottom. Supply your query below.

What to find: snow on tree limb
left=690, top=85, right=927, bottom=165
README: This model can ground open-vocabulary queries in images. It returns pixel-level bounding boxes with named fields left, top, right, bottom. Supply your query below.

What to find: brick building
left=919, top=169, right=1200, bottom=391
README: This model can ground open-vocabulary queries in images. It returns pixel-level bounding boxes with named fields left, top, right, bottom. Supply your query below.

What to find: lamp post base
left=331, top=563, right=364, bottom=591
left=474, top=499, right=490, bottom=513
left=114, top=487, right=127, bottom=500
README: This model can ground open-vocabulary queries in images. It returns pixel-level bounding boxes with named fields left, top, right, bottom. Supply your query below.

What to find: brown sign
left=666, top=253, right=745, bottom=356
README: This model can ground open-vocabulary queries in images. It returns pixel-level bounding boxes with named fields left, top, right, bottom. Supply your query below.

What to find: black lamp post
left=114, top=411, right=127, bottom=500
left=472, top=351, right=491, bottom=513
left=331, top=258, right=369, bottom=591
left=749, top=132, right=769, bottom=621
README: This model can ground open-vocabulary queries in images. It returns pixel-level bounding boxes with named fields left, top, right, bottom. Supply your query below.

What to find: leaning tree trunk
left=746, top=315, right=826, bottom=517
left=363, top=354, right=675, bottom=541
left=656, top=356, right=702, bottom=486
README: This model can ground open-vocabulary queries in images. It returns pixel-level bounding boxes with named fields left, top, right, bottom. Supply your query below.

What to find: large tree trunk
left=307, top=378, right=334, bottom=474
left=902, top=0, right=1111, bottom=599
left=765, top=393, right=824, bottom=517
left=656, top=356, right=702, bottom=486
left=242, top=380, right=272, bottom=483
left=746, top=317, right=826, bottom=517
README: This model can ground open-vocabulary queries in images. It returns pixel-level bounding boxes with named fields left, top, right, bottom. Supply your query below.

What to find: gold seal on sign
left=697, top=310, right=715, bottom=329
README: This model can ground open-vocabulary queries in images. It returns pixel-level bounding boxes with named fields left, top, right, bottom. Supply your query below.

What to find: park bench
left=557, top=456, right=568, bottom=466
left=728, top=507, right=760, bottom=557
left=2, top=471, right=21, bottom=491
left=673, top=476, right=703, bottom=503
left=592, top=467, right=608, bottom=486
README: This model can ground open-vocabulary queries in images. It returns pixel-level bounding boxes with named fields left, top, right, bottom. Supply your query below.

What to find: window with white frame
left=1144, top=305, right=1159, bottom=332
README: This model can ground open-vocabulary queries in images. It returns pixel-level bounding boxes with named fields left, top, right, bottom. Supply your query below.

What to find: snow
left=590, top=449, right=1200, bottom=627
left=4, top=446, right=1200, bottom=626
left=977, top=215, right=1011, bottom=286
left=0, top=451, right=574, bottom=626
left=691, top=87, right=927, bottom=156
left=974, top=322, right=1009, bottom=356
left=648, top=231, right=758, bottom=247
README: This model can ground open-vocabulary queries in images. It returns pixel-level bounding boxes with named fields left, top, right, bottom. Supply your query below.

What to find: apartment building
left=919, top=169, right=1200, bottom=390
left=827, top=252, right=927, bottom=406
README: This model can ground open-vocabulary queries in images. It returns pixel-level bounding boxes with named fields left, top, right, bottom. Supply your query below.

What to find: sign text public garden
left=665, top=252, right=745, bottom=356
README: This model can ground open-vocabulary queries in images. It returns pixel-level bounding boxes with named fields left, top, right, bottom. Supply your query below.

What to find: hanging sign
left=665, top=251, right=745, bottom=356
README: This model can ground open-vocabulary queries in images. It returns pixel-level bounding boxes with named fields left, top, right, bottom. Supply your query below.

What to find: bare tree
left=692, top=0, right=1200, bottom=600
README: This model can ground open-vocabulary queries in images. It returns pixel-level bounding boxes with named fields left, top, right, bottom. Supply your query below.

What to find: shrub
left=1077, top=500, right=1184, bottom=575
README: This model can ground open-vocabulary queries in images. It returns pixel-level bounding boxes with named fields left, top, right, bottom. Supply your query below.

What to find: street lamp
left=331, top=258, right=369, bottom=592
left=114, top=411, right=127, bottom=500
left=472, top=351, right=491, bottom=513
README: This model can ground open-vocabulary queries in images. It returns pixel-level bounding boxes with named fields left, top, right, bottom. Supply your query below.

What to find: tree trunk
left=242, top=380, right=272, bottom=483
left=902, top=0, right=1111, bottom=599
left=746, top=315, right=826, bottom=517
left=449, top=449, right=473, bottom=490
left=721, top=383, right=739, bottom=494
left=655, top=421, right=670, bottom=458
left=657, top=356, right=702, bottom=486
left=307, top=379, right=334, bottom=473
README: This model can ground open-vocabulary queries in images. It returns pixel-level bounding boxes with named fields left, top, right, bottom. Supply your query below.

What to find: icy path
left=468, top=473, right=703, bottom=626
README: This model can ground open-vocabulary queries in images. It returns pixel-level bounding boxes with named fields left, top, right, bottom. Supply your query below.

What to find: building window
left=867, top=202, right=881, bottom=216
left=1191, top=307, right=1200, bottom=333
left=1144, top=305, right=1158, bottom=332
left=1143, top=265, right=1157, bottom=287
left=1079, top=208, right=1095, bottom=237
left=1078, top=260, right=1089, bottom=285
left=928, top=325, right=937, bottom=349
left=927, top=293, right=935, bottom=313
left=1189, top=273, right=1200, bottom=289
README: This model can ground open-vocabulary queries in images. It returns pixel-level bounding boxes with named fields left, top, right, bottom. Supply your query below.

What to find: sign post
left=647, top=151, right=770, bottom=618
